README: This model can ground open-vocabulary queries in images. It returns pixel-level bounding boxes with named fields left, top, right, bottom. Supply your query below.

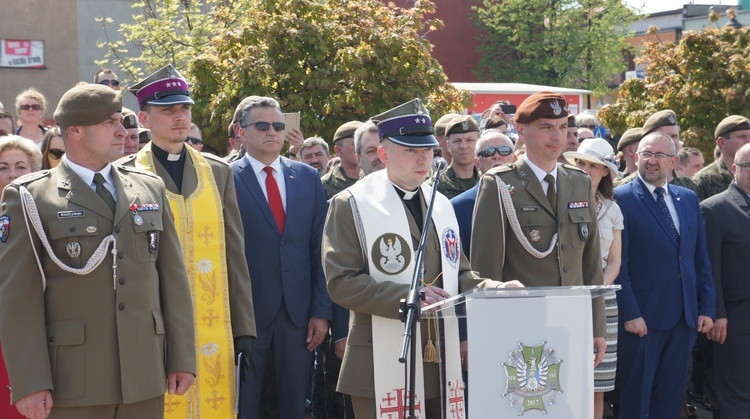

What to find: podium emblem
left=372, top=234, right=410, bottom=275
left=502, top=341, right=563, bottom=415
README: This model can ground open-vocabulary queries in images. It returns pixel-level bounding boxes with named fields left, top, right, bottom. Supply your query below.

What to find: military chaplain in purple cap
left=322, top=99, right=522, bottom=418
left=119, top=64, right=257, bottom=419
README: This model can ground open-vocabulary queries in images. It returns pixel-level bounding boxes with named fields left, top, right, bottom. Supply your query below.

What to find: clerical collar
left=151, top=142, right=185, bottom=161
left=392, top=182, right=419, bottom=200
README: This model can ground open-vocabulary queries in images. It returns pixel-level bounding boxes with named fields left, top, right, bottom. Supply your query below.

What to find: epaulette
left=202, top=152, right=231, bottom=167
left=560, top=163, right=586, bottom=174
left=11, top=170, right=51, bottom=186
left=116, top=154, right=138, bottom=165
left=489, top=163, right=515, bottom=175
left=115, top=163, right=161, bottom=179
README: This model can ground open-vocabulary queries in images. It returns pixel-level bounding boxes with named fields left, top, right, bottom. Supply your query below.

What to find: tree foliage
left=598, top=13, right=750, bottom=161
left=473, top=0, right=639, bottom=95
left=97, top=0, right=472, bottom=151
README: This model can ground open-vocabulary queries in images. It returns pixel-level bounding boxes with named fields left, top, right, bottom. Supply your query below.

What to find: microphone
left=432, top=157, right=447, bottom=172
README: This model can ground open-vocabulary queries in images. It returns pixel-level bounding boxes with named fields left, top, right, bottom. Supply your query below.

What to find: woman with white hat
left=564, top=137, right=622, bottom=419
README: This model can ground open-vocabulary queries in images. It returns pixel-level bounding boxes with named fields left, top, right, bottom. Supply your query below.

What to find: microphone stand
left=399, top=159, right=446, bottom=419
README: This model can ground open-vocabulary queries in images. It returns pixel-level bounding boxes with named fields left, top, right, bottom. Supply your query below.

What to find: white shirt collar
left=244, top=153, right=282, bottom=176
left=525, top=157, right=557, bottom=184
left=391, top=182, right=419, bottom=200
left=637, top=173, right=669, bottom=196
left=64, top=156, right=114, bottom=189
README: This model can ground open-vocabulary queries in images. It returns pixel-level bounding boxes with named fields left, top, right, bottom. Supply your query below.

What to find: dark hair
left=483, top=115, right=507, bottom=130
left=678, top=147, right=702, bottom=167
left=40, top=126, right=62, bottom=170
left=94, top=68, right=117, bottom=83
left=598, top=171, right=614, bottom=200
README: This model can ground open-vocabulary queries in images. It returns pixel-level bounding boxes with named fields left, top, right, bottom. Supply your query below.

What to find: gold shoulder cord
left=422, top=272, right=443, bottom=363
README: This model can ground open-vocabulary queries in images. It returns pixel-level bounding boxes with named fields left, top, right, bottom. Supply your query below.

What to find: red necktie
left=263, top=166, right=285, bottom=234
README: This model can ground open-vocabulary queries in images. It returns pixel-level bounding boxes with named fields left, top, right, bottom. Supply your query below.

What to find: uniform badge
left=0, top=215, right=10, bottom=243
left=86, top=226, right=97, bottom=234
left=520, top=206, right=537, bottom=212
left=442, top=228, right=460, bottom=269
left=134, top=215, right=144, bottom=226
left=372, top=233, right=410, bottom=275
left=568, top=201, right=589, bottom=209
left=578, top=223, right=589, bottom=241
left=506, top=184, right=516, bottom=194
left=66, top=242, right=81, bottom=258
left=148, top=231, right=158, bottom=254
left=550, top=101, right=562, bottom=116
left=529, top=229, right=541, bottom=242
left=668, top=114, right=676, bottom=124
left=461, top=120, right=469, bottom=131
left=57, top=210, right=84, bottom=218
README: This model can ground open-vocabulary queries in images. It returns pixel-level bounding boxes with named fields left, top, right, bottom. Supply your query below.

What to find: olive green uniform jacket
left=693, top=159, right=733, bottom=201
left=323, top=186, right=497, bottom=399
left=321, top=165, right=358, bottom=200
left=436, top=166, right=479, bottom=199
left=470, top=157, right=606, bottom=337
left=0, top=162, right=196, bottom=406
left=119, top=150, right=257, bottom=340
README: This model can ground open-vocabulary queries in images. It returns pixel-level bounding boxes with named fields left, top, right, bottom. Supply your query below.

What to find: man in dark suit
left=451, top=129, right=514, bottom=256
left=700, top=143, right=750, bottom=417
left=615, top=131, right=715, bottom=418
left=0, top=84, right=196, bottom=419
left=230, top=96, right=332, bottom=418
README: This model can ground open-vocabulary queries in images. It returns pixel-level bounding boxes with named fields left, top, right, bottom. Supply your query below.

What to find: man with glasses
left=121, top=64, right=257, bottom=419
left=436, top=115, right=481, bottom=199
left=230, top=96, right=331, bottom=418
left=94, top=68, right=121, bottom=91
left=694, top=115, right=750, bottom=201
left=614, top=131, right=715, bottom=418
left=701, top=143, right=750, bottom=417
left=185, top=123, right=203, bottom=152
left=451, top=129, right=515, bottom=256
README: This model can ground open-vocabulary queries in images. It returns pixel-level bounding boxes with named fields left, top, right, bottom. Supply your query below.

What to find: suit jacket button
left=118, top=303, right=125, bottom=310
left=117, top=251, right=124, bottom=259
left=48, top=336, right=55, bottom=343
left=562, top=266, right=568, bottom=273
left=119, top=277, right=125, bottom=285
left=69, top=226, right=76, bottom=232
left=115, top=226, right=120, bottom=233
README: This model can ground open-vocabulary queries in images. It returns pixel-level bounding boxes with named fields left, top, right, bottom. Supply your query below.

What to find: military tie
left=655, top=187, right=679, bottom=243
left=263, top=166, right=285, bottom=234
left=93, top=173, right=116, bottom=213
left=544, top=174, right=557, bottom=214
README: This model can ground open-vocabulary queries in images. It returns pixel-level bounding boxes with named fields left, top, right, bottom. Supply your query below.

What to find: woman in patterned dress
left=564, top=137, right=623, bottom=419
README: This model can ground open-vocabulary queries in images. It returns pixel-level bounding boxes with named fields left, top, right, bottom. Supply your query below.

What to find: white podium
left=422, top=285, right=619, bottom=418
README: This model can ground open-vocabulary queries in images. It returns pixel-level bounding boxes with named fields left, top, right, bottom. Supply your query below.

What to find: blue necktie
left=655, top=187, right=679, bottom=242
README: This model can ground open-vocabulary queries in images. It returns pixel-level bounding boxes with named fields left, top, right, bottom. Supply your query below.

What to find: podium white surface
left=422, top=286, right=619, bottom=418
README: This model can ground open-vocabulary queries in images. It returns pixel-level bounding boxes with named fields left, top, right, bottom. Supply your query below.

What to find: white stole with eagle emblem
left=348, top=170, right=465, bottom=417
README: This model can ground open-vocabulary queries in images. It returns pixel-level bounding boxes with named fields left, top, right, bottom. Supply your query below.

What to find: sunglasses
left=245, top=121, right=286, bottom=132
left=477, top=146, right=513, bottom=158
left=20, top=104, right=42, bottom=111
left=579, top=124, right=597, bottom=130
left=185, top=136, right=202, bottom=145
left=48, top=148, right=65, bottom=160
left=99, top=79, right=121, bottom=87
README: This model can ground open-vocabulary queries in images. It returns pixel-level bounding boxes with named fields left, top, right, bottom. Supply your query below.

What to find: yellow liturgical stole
left=135, top=143, right=235, bottom=418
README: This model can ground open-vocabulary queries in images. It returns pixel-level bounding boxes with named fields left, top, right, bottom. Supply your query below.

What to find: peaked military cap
left=617, top=127, right=643, bottom=151
left=128, top=64, right=194, bottom=109
left=513, top=92, right=569, bottom=124
left=445, top=115, right=479, bottom=136
left=642, top=110, right=678, bottom=135
left=371, top=99, right=438, bottom=148
left=333, top=121, right=363, bottom=144
left=715, top=115, right=750, bottom=139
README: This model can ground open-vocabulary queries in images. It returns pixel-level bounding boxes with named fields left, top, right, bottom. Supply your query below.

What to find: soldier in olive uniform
left=0, top=84, right=196, bottom=419
left=321, top=120, right=363, bottom=199
left=471, top=92, right=607, bottom=363
left=694, top=115, right=750, bottom=201
left=435, top=115, right=480, bottom=199
left=616, top=110, right=699, bottom=193
left=615, top=127, right=643, bottom=180
left=433, top=113, right=458, bottom=166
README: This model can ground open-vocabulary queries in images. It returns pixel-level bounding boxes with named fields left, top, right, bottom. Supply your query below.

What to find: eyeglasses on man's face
left=477, top=146, right=513, bottom=158
left=244, top=121, right=285, bottom=132
left=99, top=79, right=120, bottom=87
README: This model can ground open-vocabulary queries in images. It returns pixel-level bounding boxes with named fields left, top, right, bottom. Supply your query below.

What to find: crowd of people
left=0, top=65, right=746, bottom=419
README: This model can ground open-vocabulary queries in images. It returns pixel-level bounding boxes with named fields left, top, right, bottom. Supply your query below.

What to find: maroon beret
left=513, top=92, right=569, bottom=124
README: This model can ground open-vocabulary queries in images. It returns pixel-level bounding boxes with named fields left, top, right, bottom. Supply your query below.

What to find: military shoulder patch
left=371, top=233, right=410, bottom=275
left=11, top=170, right=50, bottom=186
left=0, top=215, right=10, bottom=242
